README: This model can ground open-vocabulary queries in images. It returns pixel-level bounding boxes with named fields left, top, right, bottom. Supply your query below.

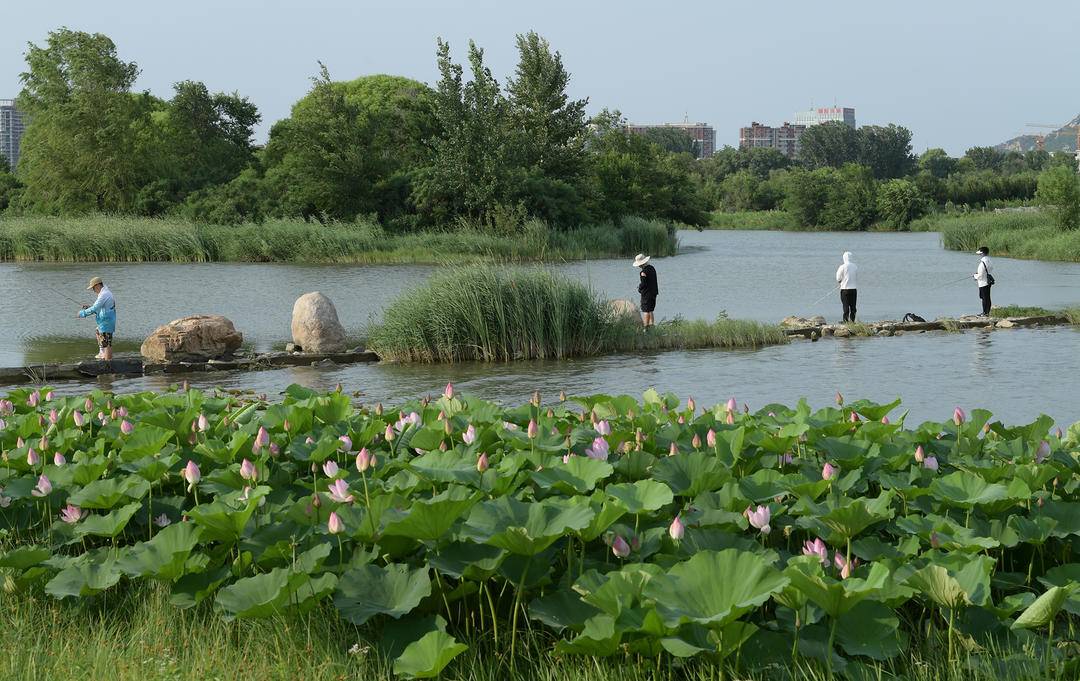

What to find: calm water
left=2, top=230, right=1078, bottom=426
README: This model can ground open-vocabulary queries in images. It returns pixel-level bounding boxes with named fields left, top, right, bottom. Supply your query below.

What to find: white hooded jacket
left=835, top=252, right=857, bottom=290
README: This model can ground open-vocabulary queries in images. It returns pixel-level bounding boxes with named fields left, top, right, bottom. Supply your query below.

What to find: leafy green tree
left=180, top=168, right=270, bottom=225
left=1036, top=165, right=1080, bottom=230
left=17, top=28, right=151, bottom=212
left=877, top=178, right=926, bottom=228
left=798, top=122, right=860, bottom=169
left=642, top=127, right=698, bottom=156
left=0, top=154, right=8, bottom=174
left=819, top=164, right=878, bottom=230
left=0, top=170, right=21, bottom=212
left=919, top=148, right=958, bottom=178
left=745, top=147, right=791, bottom=178
left=964, top=146, right=1005, bottom=172
left=718, top=170, right=759, bottom=211
left=783, top=167, right=832, bottom=226
left=857, top=124, right=915, bottom=179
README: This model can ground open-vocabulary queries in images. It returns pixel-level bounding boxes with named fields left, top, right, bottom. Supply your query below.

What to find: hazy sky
left=4, top=0, right=1078, bottom=154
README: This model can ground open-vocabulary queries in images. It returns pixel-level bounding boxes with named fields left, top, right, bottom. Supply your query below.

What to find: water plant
left=0, top=386, right=1078, bottom=679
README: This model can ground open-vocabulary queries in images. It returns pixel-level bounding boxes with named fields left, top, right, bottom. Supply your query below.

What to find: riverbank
left=912, top=211, right=1080, bottom=262
left=0, top=215, right=678, bottom=264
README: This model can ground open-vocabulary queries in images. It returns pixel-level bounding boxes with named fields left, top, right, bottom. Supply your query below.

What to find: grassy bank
left=912, top=211, right=1080, bottom=262
left=707, top=210, right=800, bottom=230
left=0, top=215, right=678, bottom=264
left=367, top=266, right=787, bottom=362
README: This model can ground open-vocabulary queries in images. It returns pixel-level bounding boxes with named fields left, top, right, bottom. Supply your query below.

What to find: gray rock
left=285, top=342, right=301, bottom=353
left=291, top=292, right=347, bottom=353
left=311, top=358, right=336, bottom=368
left=609, top=299, right=642, bottom=324
left=995, top=319, right=1016, bottom=329
left=141, top=315, right=243, bottom=362
left=833, top=327, right=852, bottom=338
left=781, top=315, right=826, bottom=327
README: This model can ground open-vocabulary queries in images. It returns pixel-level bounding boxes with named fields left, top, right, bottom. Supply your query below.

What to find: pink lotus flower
left=881, top=416, right=890, bottom=425
left=669, top=515, right=685, bottom=540
left=849, top=412, right=859, bottom=423
left=44, top=391, right=54, bottom=401
left=822, top=462, right=838, bottom=481
left=923, top=456, right=939, bottom=471
left=31, top=474, right=52, bottom=497
left=356, top=448, right=372, bottom=473
left=28, top=390, right=40, bottom=408
left=687, top=397, right=696, bottom=413
left=60, top=504, right=86, bottom=524
left=836, top=391, right=844, bottom=406
left=596, top=420, right=611, bottom=436
left=384, top=424, right=396, bottom=441
left=154, top=514, right=171, bottom=527
left=253, top=426, right=270, bottom=452
left=73, top=411, right=85, bottom=427
left=585, top=437, right=609, bottom=461
left=27, top=448, right=39, bottom=466
left=953, top=407, right=965, bottom=426
left=120, top=420, right=134, bottom=435
left=914, top=445, right=925, bottom=463
left=338, top=435, right=353, bottom=452
left=0, top=399, right=13, bottom=414
left=834, top=553, right=858, bottom=579
left=706, top=429, right=717, bottom=447
left=395, top=412, right=420, bottom=432
left=323, top=460, right=340, bottom=478
left=527, top=419, right=539, bottom=439
left=803, top=538, right=829, bottom=564
left=444, top=382, right=454, bottom=399
left=83, top=397, right=93, bottom=412
left=1036, top=440, right=1051, bottom=464
left=726, top=411, right=735, bottom=425
left=327, top=479, right=354, bottom=504
left=477, top=452, right=489, bottom=473
left=726, top=397, right=737, bottom=413
left=49, top=409, right=59, bottom=424
left=692, top=433, right=702, bottom=449
left=183, top=460, right=201, bottom=491
left=745, top=505, right=771, bottom=534
left=611, top=535, right=630, bottom=558
left=463, top=425, right=477, bottom=445
left=97, top=412, right=108, bottom=425
left=282, top=418, right=291, bottom=432
left=117, top=406, right=127, bottom=418
left=197, top=414, right=209, bottom=432
left=53, top=453, right=66, bottom=466
left=677, top=415, right=686, bottom=425
left=269, top=442, right=280, bottom=457
left=328, top=511, right=344, bottom=535
left=16, top=437, right=24, bottom=448
left=240, top=458, right=257, bottom=481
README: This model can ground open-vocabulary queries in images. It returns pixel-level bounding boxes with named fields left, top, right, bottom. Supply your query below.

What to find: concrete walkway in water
left=782, top=313, right=1074, bottom=340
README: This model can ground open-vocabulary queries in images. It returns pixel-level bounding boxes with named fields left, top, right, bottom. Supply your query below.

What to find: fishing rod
left=927, top=276, right=972, bottom=292
left=38, top=285, right=85, bottom=306
left=807, top=284, right=841, bottom=308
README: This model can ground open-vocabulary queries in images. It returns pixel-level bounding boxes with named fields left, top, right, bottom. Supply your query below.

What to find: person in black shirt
left=633, top=253, right=658, bottom=328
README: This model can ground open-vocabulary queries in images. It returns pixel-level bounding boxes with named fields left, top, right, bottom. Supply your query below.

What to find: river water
left=1, top=230, right=1078, bottom=426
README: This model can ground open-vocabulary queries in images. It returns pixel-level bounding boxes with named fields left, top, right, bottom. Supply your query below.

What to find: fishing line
left=927, top=276, right=972, bottom=292
left=38, top=285, right=85, bottom=306
left=807, top=284, right=841, bottom=308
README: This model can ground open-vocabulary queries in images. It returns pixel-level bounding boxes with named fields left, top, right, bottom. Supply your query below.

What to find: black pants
left=840, top=289, right=857, bottom=322
left=979, top=285, right=992, bottom=315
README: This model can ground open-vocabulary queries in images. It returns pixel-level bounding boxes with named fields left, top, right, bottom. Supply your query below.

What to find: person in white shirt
left=835, top=251, right=858, bottom=322
left=973, top=246, right=993, bottom=316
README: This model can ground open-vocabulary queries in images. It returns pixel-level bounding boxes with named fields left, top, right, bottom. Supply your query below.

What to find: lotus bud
left=110, top=409, right=119, bottom=421
left=802, top=538, right=829, bottom=565
left=328, top=511, right=344, bottom=535
left=849, top=412, right=859, bottom=423
left=1055, top=427, right=1063, bottom=439
left=627, top=408, right=635, bottom=419
left=0, top=418, right=5, bottom=430
left=31, top=474, right=52, bottom=497
left=305, top=436, right=315, bottom=445
left=611, top=535, right=630, bottom=559
left=531, top=390, right=541, bottom=407
left=53, top=452, right=65, bottom=466
left=635, top=428, right=644, bottom=444
left=323, top=460, right=339, bottom=478
left=222, top=416, right=230, bottom=428
left=255, top=426, right=270, bottom=450
left=384, top=424, right=395, bottom=441
left=119, top=420, right=134, bottom=435
left=527, top=419, right=538, bottom=439
left=834, top=553, right=855, bottom=579
left=914, top=445, right=925, bottom=463
left=312, top=492, right=322, bottom=508
left=38, top=436, right=49, bottom=451
left=677, top=415, right=685, bottom=425
left=669, top=441, right=679, bottom=456
left=240, top=458, right=257, bottom=481
left=559, top=390, right=566, bottom=402
left=60, top=504, right=84, bottom=524
left=26, top=448, right=39, bottom=466
left=338, top=435, right=353, bottom=452
left=983, top=423, right=991, bottom=434
left=421, top=396, right=430, bottom=407
left=780, top=453, right=794, bottom=466
left=37, top=414, right=45, bottom=427
left=691, top=433, right=702, bottom=449
left=444, top=419, right=452, bottom=435
left=117, top=406, right=127, bottom=418
left=188, top=433, right=197, bottom=445
left=546, top=408, right=554, bottom=419
left=154, top=514, right=171, bottom=528
left=444, top=382, right=454, bottom=399
left=669, top=515, right=685, bottom=541
left=375, top=403, right=383, bottom=416
left=17, top=437, right=24, bottom=448
left=1036, top=440, right=1051, bottom=464
left=476, top=452, right=489, bottom=472
left=463, top=424, right=477, bottom=445
left=745, top=505, right=771, bottom=534
left=48, top=409, right=58, bottom=425
left=437, top=441, right=446, bottom=451
left=183, top=460, right=201, bottom=490
left=706, top=429, right=717, bottom=447
left=28, top=390, right=39, bottom=408
left=822, top=462, right=838, bottom=481
left=269, top=442, right=280, bottom=457
left=585, top=437, right=610, bottom=461
left=437, top=410, right=445, bottom=421
left=196, top=414, right=209, bottom=432
left=881, top=416, right=890, bottom=425
left=281, top=418, right=290, bottom=433
left=726, top=397, right=737, bottom=413
left=630, top=536, right=641, bottom=551
left=726, top=411, right=735, bottom=425
left=687, top=397, right=696, bottom=413
left=953, top=407, right=965, bottom=426
left=923, top=456, right=939, bottom=471
left=835, top=391, right=844, bottom=406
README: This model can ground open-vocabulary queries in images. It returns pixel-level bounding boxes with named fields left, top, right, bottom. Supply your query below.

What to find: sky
left=4, top=0, right=1079, bottom=155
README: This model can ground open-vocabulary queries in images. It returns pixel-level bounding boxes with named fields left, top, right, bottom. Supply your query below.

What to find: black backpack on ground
left=902, top=313, right=927, bottom=323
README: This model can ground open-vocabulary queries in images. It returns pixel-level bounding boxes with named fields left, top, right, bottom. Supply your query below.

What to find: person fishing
left=835, top=251, right=858, bottom=322
left=634, top=254, right=658, bottom=328
left=973, top=246, right=994, bottom=316
left=77, top=276, right=116, bottom=361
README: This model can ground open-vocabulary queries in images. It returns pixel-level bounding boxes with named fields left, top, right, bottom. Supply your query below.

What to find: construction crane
left=1026, top=123, right=1080, bottom=172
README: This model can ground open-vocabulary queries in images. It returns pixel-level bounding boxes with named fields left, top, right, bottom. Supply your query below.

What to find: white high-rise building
left=0, top=100, right=28, bottom=172
left=793, top=106, right=856, bottom=129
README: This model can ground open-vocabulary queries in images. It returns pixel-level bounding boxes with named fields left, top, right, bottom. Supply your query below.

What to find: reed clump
left=913, top=211, right=1080, bottom=262
left=609, top=316, right=788, bottom=352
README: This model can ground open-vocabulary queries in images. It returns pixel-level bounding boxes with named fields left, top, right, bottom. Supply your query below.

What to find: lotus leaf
left=461, top=496, right=595, bottom=556
left=382, top=485, right=480, bottom=541
left=66, top=476, right=150, bottom=510
left=334, top=563, right=432, bottom=625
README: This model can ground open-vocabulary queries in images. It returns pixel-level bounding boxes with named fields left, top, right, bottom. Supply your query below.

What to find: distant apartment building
left=738, top=121, right=806, bottom=159
left=0, top=99, right=27, bottom=172
left=793, top=106, right=856, bottom=128
left=627, top=121, right=716, bottom=158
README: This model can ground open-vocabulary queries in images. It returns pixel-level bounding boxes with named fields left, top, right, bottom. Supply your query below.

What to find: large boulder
left=781, top=315, right=826, bottom=328
left=609, top=299, right=642, bottom=323
left=291, top=292, right=347, bottom=353
left=141, top=315, right=243, bottom=362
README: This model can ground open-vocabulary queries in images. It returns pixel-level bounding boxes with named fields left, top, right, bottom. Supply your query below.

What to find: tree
left=964, top=146, right=1005, bottom=172
left=745, top=147, right=791, bottom=178
left=642, top=127, right=698, bottom=156
left=783, top=168, right=832, bottom=226
left=1036, top=165, right=1080, bottom=230
left=919, top=148, right=958, bottom=178
left=877, top=179, right=926, bottom=228
left=857, top=124, right=915, bottom=179
left=17, top=28, right=150, bottom=212
left=819, top=164, right=878, bottom=230
left=798, top=122, right=860, bottom=169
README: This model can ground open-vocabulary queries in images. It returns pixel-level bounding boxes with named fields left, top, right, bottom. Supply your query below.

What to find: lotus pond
left=1, top=385, right=1079, bottom=680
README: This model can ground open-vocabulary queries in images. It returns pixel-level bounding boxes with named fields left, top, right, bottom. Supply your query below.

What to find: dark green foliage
left=877, top=178, right=927, bottom=229
left=1036, top=165, right=1080, bottom=230
left=642, top=127, right=699, bottom=156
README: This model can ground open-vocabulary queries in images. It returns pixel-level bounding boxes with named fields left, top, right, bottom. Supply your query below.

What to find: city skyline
left=3, top=0, right=1079, bottom=155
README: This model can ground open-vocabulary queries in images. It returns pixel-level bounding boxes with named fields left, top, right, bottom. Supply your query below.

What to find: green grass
left=910, top=211, right=1080, bottom=262
left=988, top=305, right=1054, bottom=319
left=0, top=215, right=678, bottom=264
left=367, top=268, right=788, bottom=362
left=0, top=585, right=1066, bottom=681
left=707, top=210, right=800, bottom=230
left=1064, top=306, right=1080, bottom=324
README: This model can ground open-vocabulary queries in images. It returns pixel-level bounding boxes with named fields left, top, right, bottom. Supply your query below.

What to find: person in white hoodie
left=835, top=251, right=858, bottom=322
left=973, top=246, right=994, bottom=316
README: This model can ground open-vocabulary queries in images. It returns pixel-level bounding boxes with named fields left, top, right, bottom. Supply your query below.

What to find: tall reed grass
left=912, top=211, right=1080, bottom=262
left=367, top=267, right=787, bottom=362
left=0, top=215, right=678, bottom=264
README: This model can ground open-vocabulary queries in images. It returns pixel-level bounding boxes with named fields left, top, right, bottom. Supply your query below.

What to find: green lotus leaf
left=382, top=485, right=480, bottom=541
left=170, top=565, right=231, bottom=609
left=804, top=492, right=895, bottom=542
left=428, top=541, right=505, bottom=580
left=580, top=564, right=664, bottom=617
left=554, top=614, right=621, bottom=656
left=1034, top=500, right=1080, bottom=538
left=334, top=563, right=432, bottom=625
left=68, top=456, right=110, bottom=486
left=815, top=436, right=879, bottom=466
left=652, top=452, right=728, bottom=496
left=1011, top=585, right=1075, bottom=630
left=612, top=450, right=658, bottom=481
left=642, top=549, right=788, bottom=628
left=846, top=398, right=901, bottom=422
left=215, top=567, right=336, bottom=619
left=118, top=424, right=175, bottom=462
left=1038, top=564, right=1080, bottom=616
left=573, top=494, right=628, bottom=542
left=907, top=556, right=993, bottom=609
left=45, top=557, right=123, bottom=599
left=461, top=496, right=595, bottom=556
left=392, top=629, right=467, bottom=679
left=74, top=502, right=141, bottom=539
left=66, top=476, right=150, bottom=510
left=529, top=589, right=601, bottom=631
left=836, top=600, right=904, bottom=660
left=187, top=489, right=267, bottom=543
left=409, top=450, right=479, bottom=485
left=531, top=456, right=613, bottom=495
left=785, top=557, right=891, bottom=618
left=405, top=426, right=445, bottom=452
left=930, top=471, right=1012, bottom=508
left=115, top=522, right=203, bottom=581
left=0, top=545, right=51, bottom=570
left=120, top=453, right=179, bottom=483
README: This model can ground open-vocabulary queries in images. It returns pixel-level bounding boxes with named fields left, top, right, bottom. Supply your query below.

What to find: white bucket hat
left=632, top=254, right=651, bottom=267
